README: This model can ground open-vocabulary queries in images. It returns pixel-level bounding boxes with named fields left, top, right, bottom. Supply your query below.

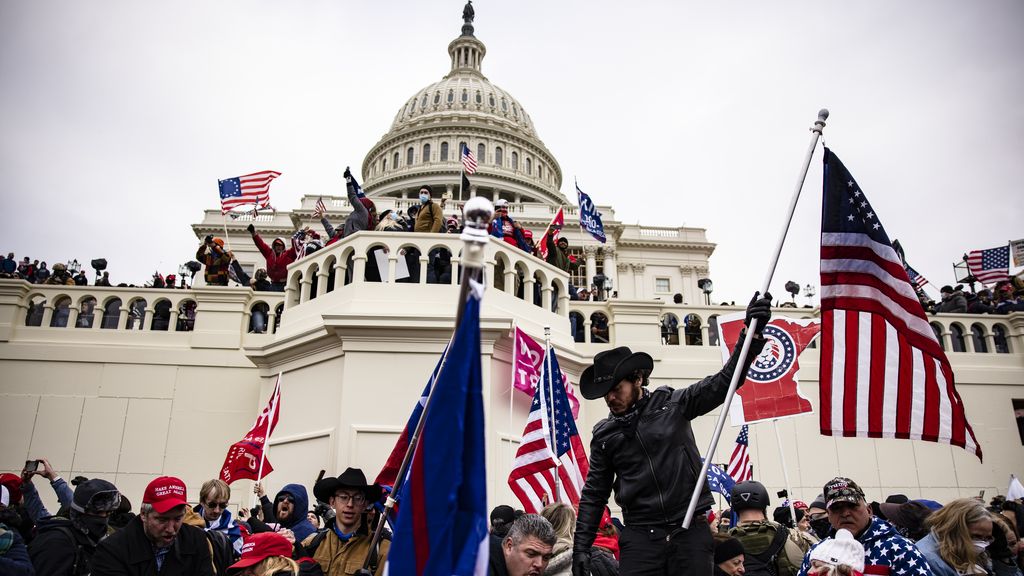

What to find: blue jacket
left=798, top=517, right=934, bottom=576
left=915, top=533, right=968, bottom=576
left=0, top=525, right=34, bottom=576
left=275, top=483, right=317, bottom=543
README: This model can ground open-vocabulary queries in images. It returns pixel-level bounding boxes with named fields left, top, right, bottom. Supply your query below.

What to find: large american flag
left=461, top=144, right=478, bottom=175
left=508, top=347, right=588, bottom=513
left=966, top=245, right=1010, bottom=285
left=219, top=170, right=280, bottom=214
left=726, top=425, right=753, bottom=482
left=819, top=148, right=981, bottom=460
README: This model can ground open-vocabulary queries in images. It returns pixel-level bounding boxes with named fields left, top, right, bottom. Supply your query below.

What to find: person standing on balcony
left=246, top=225, right=296, bottom=292
left=196, top=236, right=231, bottom=286
left=490, top=199, right=531, bottom=252
left=414, top=185, right=444, bottom=233
left=571, top=293, right=772, bottom=576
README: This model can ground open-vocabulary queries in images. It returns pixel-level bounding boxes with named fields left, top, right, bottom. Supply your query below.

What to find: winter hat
left=714, top=536, right=744, bottom=564
left=1, top=484, right=9, bottom=507
left=71, top=479, right=121, bottom=515
left=491, top=505, right=515, bottom=527
left=228, top=532, right=293, bottom=570
left=810, top=528, right=865, bottom=573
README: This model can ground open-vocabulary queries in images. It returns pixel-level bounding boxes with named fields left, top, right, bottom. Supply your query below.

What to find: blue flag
left=576, top=182, right=606, bottom=243
left=702, top=458, right=735, bottom=503
left=387, top=290, right=488, bottom=575
left=344, top=166, right=366, bottom=198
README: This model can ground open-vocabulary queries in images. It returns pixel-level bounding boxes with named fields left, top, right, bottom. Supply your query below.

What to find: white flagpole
left=772, top=420, right=798, bottom=527
left=543, top=325, right=561, bottom=502
left=683, top=109, right=828, bottom=529
left=252, top=373, right=281, bottom=509
left=510, top=326, right=517, bottom=454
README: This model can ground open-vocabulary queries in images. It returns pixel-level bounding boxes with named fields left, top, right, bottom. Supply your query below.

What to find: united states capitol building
left=2, top=8, right=1022, bottom=514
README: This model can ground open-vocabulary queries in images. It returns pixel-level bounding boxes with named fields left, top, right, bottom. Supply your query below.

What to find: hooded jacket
left=270, top=484, right=317, bottom=543
left=797, top=516, right=932, bottom=576
left=253, top=233, right=297, bottom=284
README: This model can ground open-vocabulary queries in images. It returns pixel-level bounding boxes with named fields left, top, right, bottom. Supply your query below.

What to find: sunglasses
left=205, top=501, right=229, bottom=510
left=275, top=495, right=295, bottom=504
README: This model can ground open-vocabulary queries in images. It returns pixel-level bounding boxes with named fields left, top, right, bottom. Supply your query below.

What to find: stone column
left=284, top=284, right=297, bottom=309
left=679, top=265, right=694, bottom=303
left=352, top=255, right=367, bottom=284
left=602, top=248, right=616, bottom=293
left=616, top=263, right=631, bottom=298
left=117, top=307, right=129, bottom=330
left=523, top=275, right=536, bottom=305
left=333, top=260, right=346, bottom=291
left=584, top=246, right=598, bottom=289
left=541, top=284, right=553, bottom=311
left=504, top=268, right=516, bottom=293
left=317, top=270, right=330, bottom=296
left=300, top=278, right=313, bottom=303
left=267, top=309, right=277, bottom=334
left=169, top=310, right=180, bottom=332
left=632, top=263, right=645, bottom=299
left=143, top=308, right=154, bottom=331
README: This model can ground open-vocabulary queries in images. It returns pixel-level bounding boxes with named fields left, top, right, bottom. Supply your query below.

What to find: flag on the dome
left=508, top=346, right=589, bottom=513
left=219, top=170, right=280, bottom=214
left=966, top=245, right=1010, bottom=285
left=344, top=167, right=366, bottom=199
left=576, top=182, right=606, bottom=243
left=537, top=207, right=565, bottom=261
left=726, top=425, right=753, bottom=482
left=819, top=148, right=982, bottom=460
left=462, top=144, right=478, bottom=175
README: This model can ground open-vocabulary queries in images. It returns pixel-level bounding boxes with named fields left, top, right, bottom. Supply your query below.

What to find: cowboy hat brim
left=313, top=476, right=382, bottom=504
left=580, top=350, right=654, bottom=400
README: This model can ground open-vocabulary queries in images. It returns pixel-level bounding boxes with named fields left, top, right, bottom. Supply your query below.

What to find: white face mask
left=419, top=193, right=429, bottom=204
left=972, top=540, right=990, bottom=552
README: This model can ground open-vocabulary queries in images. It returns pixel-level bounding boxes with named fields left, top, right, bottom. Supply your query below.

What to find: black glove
left=343, top=166, right=352, bottom=181
left=204, top=234, right=214, bottom=244
left=572, top=551, right=592, bottom=576
left=744, top=291, right=772, bottom=335
left=246, top=224, right=255, bottom=235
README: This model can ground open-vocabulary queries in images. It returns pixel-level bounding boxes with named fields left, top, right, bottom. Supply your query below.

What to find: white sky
left=2, top=0, right=1022, bottom=304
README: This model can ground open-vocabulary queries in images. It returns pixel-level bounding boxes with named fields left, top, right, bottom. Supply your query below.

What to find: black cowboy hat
left=580, top=346, right=654, bottom=400
left=313, top=467, right=382, bottom=504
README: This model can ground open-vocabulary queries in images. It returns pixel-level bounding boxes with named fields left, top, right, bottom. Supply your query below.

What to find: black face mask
left=76, top=515, right=110, bottom=539
left=810, top=517, right=831, bottom=540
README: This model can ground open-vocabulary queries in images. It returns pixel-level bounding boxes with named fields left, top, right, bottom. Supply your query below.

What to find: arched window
left=538, top=164, right=543, bottom=180
left=249, top=302, right=269, bottom=334
left=50, top=296, right=72, bottom=328
left=477, top=143, right=486, bottom=164
left=461, top=89, right=468, bottom=103
left=26, top=296, right=45, bottom=326
left=488, top=94, right=495, bottom=107
left=993, top=324, right=1011, bottom=353
left=661, top=313, right=680, bottom=345
left=421, top=93, right=429, bottom=109
left=126, top=299, right=146, bottom=330
left=459, top=142, right=468, bottom=158
left=152, top=300, right=171, bottom=331
left=423, top=143, right=431, bottom=163
left=495, top=146, right=503, bottom=166
left=382, top=158, right=387, bottom=171
left=526, top=158, right=532, bottom=175
left=101, top=298, right=121, bottom=329
left=590, top=312, right=609, bottom=343
left=176, top=301, right=196, bottom=332
left=433, top=91, right=441, bottom=105
left=447, top=89, right=454, bottom=104
left=393, top=152, right=400, bottom=169
left=475, top=91, right=482, bottom=104
left=683, top=314, right=704, bottom=346
left=511, top=151, right=519, bottom=171
left=970, top=323, right=988, bottom=353
left=950, top=324, right=966, bottom=352
left=407, top=147, right=415, bottom=166
left=440, top=142, right=449, bottom=161
left=76, top=297, right=97, bottom=328
left=930, top=322, right=945, bottom=351
left=569, top=311, right=585, bottom=343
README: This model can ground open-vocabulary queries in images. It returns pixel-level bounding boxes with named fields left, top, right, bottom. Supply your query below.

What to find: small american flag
left=904, top=263, right=929, bottom=291
left=508, top=347, right=588, bottom=513
left=726, top=425, right=753, bottom=482
left=461, top=144, right=478, bottom=175
left=819, top=148, right=981, bottom=460
left=219, top=170, right=280, bottom=214
left=314, top=196, right=327, bottom=218
left=966, top=245, right=1010, bottom=285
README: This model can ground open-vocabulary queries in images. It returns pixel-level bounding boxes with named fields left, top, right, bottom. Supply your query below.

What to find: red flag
left=537, top=207, right=565, bottom=260
left=220, top=375, right=282, bottom=484
left=512, top=326, right=579, bottom=419
left=718, top=313, right=820, bottom=425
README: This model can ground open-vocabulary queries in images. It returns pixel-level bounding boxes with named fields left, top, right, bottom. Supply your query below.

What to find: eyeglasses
left=205, top=501, right=229, bottom=510
left=333, top=493, right=367, bottom=506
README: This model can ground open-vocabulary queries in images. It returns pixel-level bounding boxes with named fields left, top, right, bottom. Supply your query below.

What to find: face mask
left=419, top=194, right=429, bottom=204
left=77, top=514, right=110, bottom=538
left=810, top=517, right=831, bottom=540
left=973, top=540, right=990, bottom=552
left=388, top=212, right=396, bottom=220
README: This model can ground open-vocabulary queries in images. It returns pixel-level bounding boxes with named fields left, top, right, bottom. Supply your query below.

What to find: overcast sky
left=2, top=0, right=1021, bottom=304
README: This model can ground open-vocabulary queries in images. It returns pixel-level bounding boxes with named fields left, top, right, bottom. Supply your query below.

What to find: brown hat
left=580, top=346, right=654, bottom=400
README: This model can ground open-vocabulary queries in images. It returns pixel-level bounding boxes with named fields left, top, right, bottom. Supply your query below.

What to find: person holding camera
left=571, top=293, right=772, bottom=576
left=196, top=235, right=231, bottom=286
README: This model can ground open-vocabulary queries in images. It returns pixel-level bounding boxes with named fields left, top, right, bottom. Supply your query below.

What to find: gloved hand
left=246, top=223, right=255, bottom=235
left=343, top=167, right=353, bottom=181
left=744, top=291, right=772, bottom=335
left=572, top=551, right=592, bottom=576
left=204, top=234, right=214, bottom=244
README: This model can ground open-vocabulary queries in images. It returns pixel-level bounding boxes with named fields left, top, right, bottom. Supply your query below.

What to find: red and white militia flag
left=220, top=374, right=282, bottom=483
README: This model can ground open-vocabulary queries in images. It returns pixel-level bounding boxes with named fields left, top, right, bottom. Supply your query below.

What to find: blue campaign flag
left=576, top=182, right=606, bottom=243
left=387, top=290, right=488, bottom=575
left=702, top=458, right=735, bottom=503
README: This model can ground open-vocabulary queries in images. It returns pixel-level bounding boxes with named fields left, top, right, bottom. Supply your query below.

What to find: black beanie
left=714, top=536, right=745, bottom=564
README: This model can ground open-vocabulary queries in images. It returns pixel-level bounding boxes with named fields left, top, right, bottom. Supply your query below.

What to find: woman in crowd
left=917, top=498, right=994, bottom=576
left=714, top=533, right=745, bottom=576
left=989, top=514, right=1022, bottom=576
left=590, top=509, right=620, bottom=576
left=541, top=502, right=575, bottom=576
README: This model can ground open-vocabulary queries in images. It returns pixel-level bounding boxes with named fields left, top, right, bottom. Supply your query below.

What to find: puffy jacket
left=414, top=201, right=443, bottom=233
left=1, top=523, right=35, bottom=576
left=91, top=515, right=214, bottom=576
left=797, top=517, right=932, bottom=576
left=573, top=336, right=765, bottom=554
left=253, top=233, right=297, bottom=284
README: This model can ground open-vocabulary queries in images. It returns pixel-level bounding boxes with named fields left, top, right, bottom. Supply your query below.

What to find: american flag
left=819, top=148, right=981, bottom=460
left=508, top=347, right=588, bottom=513
left=966, top=245, right=1010, bottom=285
left=461, top=144, right=478, bottom=175
left=314, top=196, right=327, bottom=218
left=726, top=425, right=753, bottom=482
left=219, top=170, right=280, bottom=214
left=904, top=263, right=929, bottom=291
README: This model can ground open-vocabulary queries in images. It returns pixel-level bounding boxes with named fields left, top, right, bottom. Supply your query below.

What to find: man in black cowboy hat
left=302, top=468, right=388, bottom=576
left=572, top=293, right=773, bottom=576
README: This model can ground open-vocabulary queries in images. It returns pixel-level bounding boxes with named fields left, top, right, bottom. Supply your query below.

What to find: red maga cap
left=143, top=476, right=188, bottom=514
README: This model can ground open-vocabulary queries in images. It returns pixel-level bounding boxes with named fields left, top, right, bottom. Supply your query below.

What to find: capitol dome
left=362, top=7, right=564, bottom=207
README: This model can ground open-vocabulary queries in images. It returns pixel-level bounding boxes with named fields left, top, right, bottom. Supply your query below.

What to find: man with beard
left=301, top=468, right=389, bottom=576
left=91, top=476, right=213, bottom=576
left=258, top=482, right=318, bottom=544
left=29, top=478, right=122, bottom=575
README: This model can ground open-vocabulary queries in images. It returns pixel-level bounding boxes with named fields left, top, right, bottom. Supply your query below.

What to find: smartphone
left=23, top=460, right=40, bottom=474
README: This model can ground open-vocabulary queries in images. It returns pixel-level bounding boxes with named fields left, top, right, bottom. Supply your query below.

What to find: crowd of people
left=925, top=283, right=1024, bottom=316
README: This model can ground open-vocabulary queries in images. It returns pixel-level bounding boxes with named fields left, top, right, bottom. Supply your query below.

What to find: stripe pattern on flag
left=219, top=170, right=280, bottom=213
left=726, top=425, right=753, bottom=482
left=819, top=148, right=981, bottom=460
left=966, top=246, right=1010, bottom=285
left=508, top=347, right=588, bottom=513
left=462, top=144, right=478, bottom=175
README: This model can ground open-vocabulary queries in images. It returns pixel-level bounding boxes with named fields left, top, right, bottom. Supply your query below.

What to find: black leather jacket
left=574, top=336, right=765, bottom=553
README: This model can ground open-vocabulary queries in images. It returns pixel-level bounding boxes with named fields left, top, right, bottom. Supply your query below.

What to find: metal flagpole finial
left=812, top=109, right=829, bottom=134
left=460, top=197, right=495, bottom=270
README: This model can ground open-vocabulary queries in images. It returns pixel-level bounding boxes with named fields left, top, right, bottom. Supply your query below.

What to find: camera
left=776, top=489, right=788, bottom=498
left=23, top=460, right=40, bottom=474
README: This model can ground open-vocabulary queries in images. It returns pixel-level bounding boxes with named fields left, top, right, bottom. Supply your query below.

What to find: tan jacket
left=414, top=201, right=443, bottom=233
left=302, top=528, right=390, bottom=576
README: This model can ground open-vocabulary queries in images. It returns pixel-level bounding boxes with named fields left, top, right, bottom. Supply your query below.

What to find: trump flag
left=717, top=313, right=820, bottom=426
left=220, top=374, right=281, bottom=484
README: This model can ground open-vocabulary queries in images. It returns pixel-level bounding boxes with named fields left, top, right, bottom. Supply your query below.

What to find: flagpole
left=221, top=213, right=234, bottom=252
left=771, top=420, right=798, bottom=527
left=360, top=197, right=494, bottom=572
left=252, top=373, right=280, bottom=509
left=682, top=109, right=828, bottom=529
left=510, top=325, right=517, bottom=456
left=543, top=325, right=561, bottom=503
